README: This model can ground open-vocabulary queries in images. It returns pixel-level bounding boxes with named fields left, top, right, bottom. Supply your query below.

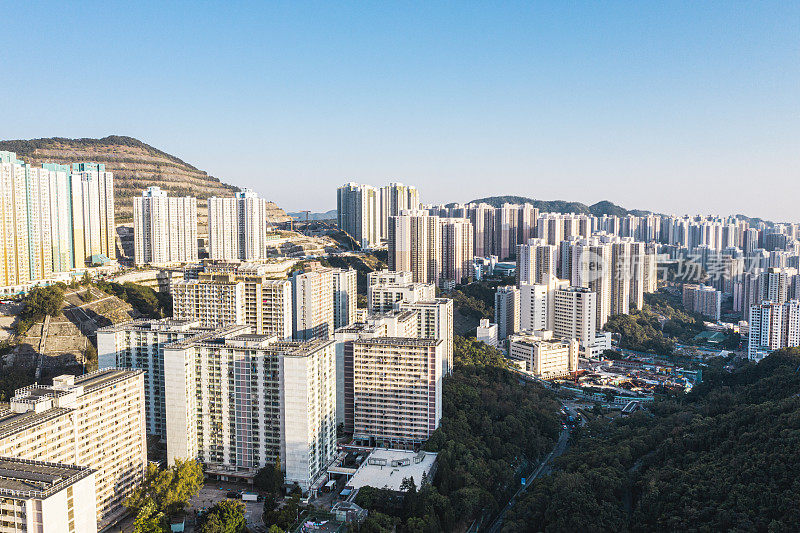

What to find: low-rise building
left=476, top=319, right=498, bottom=348
left=508, top=330, right=579, bottom=379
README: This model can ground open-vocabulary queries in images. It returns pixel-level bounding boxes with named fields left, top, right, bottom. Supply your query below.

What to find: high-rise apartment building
left=333, top=268, right=358, bottom=329
left=293, top=266, right=335, bottom=340
left=0, top=458, right=98, bottom=533
left=208, top=189, right=274, bottom=261
left=398, top=298, right=454, bottom=375
left=495, top=285, right=521, bottom=340
left=172, top=262, right=293, bottom=340
left=748, top=300, right=800, bottom=361
left=441, top=218, right=474, bottom=284
left=517, top=239, right=557, bottom=286
left=337, top=183, right=379, bottom=249
left=389, top=210, right=442, bottom=284
left=172, top=278, right=245, bottom=328
left=71, top=162, right=116, bottom=265
left=366, top=271, right=435, bottom=313
left=0, top=152, right=115, bottom=287
left=682, top=284, right=722, bottom=321
left=379, top=182, right=420, bottom=241
left=553, top=286, right=597, bottom=346
left=344, top=337, right=443, bottom=448
left=333, top=310, right=419, bottom=424
left=163, top=327, right=336, bottom=491
left=133, top=186, right=198, bottom=265
left=0, top=371, right=147, bottom=529
left=97, top=318, right=211, bottom=439
left=520, top=276, right=568, bottom=332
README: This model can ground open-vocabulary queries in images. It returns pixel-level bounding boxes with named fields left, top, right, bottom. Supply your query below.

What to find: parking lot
left=188, top=481, right=265, bottom=531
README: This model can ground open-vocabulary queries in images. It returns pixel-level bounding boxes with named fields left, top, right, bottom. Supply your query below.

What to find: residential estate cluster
left=0, top=151, right=115, bottom=288
left=2, top=167, right=800, bottom=530
left=95, top=263, right=453, bottom=494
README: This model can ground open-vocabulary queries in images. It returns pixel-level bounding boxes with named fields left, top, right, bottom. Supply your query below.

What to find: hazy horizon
left=3, top=2, right=797, bottom=222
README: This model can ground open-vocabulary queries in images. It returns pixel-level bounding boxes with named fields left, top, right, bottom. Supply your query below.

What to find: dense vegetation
left=603, top=292, right=705, bottom=355
left=126, top=459, right=204, bottom=533
left=352, top=336, right=561, bottom=532
left=95, top=279, right=172, bottom=318
left=502, top=349, right=800, bottom=532
left=0, top=366, right=34, bottom=401
left=197, top=500, right=246, bottom=533
left=15, top=284, right=66, bottom=334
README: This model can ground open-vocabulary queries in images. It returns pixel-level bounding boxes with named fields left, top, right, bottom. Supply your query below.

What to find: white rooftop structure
left=346, top=448, right=437, bottom=492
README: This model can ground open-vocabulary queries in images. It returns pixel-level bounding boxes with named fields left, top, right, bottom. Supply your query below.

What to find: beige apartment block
left=0, top=370, right=147, bottom=530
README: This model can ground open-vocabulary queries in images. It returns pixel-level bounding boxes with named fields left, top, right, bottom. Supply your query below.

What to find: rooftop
left=346, top=448, right=437, bottom=492
left=354, top=337, right=442, bottom=347
left=0, top=457, right=94, bottom=499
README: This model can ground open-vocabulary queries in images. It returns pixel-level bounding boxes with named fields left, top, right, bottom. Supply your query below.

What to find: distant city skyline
left=2, top=2, right=797, bottom=221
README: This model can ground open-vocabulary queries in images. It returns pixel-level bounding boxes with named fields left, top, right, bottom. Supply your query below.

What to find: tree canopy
left=126, top=459, right=204, bottom=531
left=502, top=349, right=800, bottom=532
left=198, top=500, right=246, bottom=533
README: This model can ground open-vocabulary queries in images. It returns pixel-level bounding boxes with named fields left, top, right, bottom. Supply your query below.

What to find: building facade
left=163, top=327, right=336, bottom=491
left=0, top=371, right=147, bottom=529
left=133, top=186, right=198, bottom=265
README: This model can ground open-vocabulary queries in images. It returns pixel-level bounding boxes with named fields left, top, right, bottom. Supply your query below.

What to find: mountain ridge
left=461, top=195, right=653, bottom=217
left=0, top=135, right=290, bottom=226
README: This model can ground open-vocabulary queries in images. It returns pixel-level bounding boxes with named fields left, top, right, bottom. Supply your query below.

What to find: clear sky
left=2, top=2, right=798, bottom=221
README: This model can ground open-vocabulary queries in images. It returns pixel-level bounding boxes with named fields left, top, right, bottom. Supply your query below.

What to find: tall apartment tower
left=293, top=266, right=335, bottom=340
left=441, top=218, right=474, bottom=284
left=388, top=210, right=442, bottom=284
left=337, top=183, right=379, bottom=248
left=133, top=186, right=198, bottom=265
left=163, top=328, right=337, bottom=491
left=333, top=268, right=358, bottom=329
left=519, top=276, right=569, bottom=332
left=682, top=284, right=722, bottom=321
left=344, top=337, right=443, bottom=448
left=333, top=310, right=419, bottom=424
left=399, top=298, right=455, bottom=375
left=172, top=278, right=246, bottom=328
left=208, top=189, right=273, bottom=260
left=748, top=300, right=800, bottom=361
left=553, top=286, right=597, bottom=346
left=366, top=270, right=436, bottom=312
left=97, top=318, right=210, bottom=439
left=0, top=371, right=147, bottom=530
left=0, top=154, right=32, bottom=285
left=495, top=285, right=521, bottom=340
left=517, top=239, right=558, bottom=286
left=570, top=238, right=613, bottom=329
left=72, top=162, right=116, bottom=265
left=0, top=153, right=115, bottom=286
left=174, top=262, right=294, bottom=339
left=379, top=182, right=420, bottom=241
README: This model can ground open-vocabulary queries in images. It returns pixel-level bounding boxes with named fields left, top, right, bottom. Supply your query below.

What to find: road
left=485, top=425, right=571, bottom=533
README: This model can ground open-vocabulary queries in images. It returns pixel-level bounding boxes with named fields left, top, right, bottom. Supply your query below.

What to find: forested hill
left=502, top=348, right=800, bottom=532
left=464, top=196, right=651, bottom=217
left=0, top=136, right=290, bottom=225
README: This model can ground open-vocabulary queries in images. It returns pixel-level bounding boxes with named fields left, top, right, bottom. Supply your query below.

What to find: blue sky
left=2, top=2, right=798, bottom=221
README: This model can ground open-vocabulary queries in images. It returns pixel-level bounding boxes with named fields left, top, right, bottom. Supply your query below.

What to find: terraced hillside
left=11, top=286, right=141, bottom=378
left=0, top=136, right=290, bottom=226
